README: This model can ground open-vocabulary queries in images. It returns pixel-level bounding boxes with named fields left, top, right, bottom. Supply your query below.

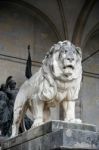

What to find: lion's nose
left=67, top=57, right=74, bottom=62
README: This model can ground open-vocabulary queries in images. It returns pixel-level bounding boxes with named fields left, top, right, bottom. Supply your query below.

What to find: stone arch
left=0, top=0, right=61, bottom=41
left=72, top=0, right=96, bottom=46
left=0, top=0, right=61, bottom=85
left=83, top=23, right=99, bottom=49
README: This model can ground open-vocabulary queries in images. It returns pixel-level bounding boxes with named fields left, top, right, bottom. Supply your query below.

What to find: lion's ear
left=76, top=47, right=82, bottom=58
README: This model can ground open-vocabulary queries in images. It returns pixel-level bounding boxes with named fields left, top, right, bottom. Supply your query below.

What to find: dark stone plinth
left=51, top=147, right=96, bottom=150
left=51, top=146, right=97, bottom=150
left=1, top=120, right=98, bottom=150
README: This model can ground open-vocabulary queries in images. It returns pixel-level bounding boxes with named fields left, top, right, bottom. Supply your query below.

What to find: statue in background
left=0, top=90, right=10, bottom=136
left=0, top=76, right=33, bottom=137
left=11, top=40, right=82, bottom=137
left=0, top=76, right=17, bottom=136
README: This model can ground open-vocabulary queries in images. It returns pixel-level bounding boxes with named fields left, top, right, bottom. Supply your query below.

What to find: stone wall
left=0, top=2, right=58, bottom=86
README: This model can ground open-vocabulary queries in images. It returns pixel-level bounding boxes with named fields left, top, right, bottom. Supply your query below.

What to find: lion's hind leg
left=11, top=90, right=28, bottom=137
left=11, top=106, right=23, bottom=137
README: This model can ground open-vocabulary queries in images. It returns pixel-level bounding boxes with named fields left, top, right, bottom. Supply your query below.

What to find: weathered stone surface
left=51, top=147, right=96, bottom=150
left=1, top=121, right=98, bottom=150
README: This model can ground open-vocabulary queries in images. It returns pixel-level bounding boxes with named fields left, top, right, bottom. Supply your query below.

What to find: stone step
left=2, top=129, right=98, bottom=150
left=1, top=120, right=98, bottom=150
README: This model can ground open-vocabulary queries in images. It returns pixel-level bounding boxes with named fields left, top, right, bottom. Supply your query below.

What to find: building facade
left=0, top=0, right=99, bottom=130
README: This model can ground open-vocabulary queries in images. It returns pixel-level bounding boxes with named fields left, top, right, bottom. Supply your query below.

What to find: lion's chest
left=55, top=80, right=76, bottom=102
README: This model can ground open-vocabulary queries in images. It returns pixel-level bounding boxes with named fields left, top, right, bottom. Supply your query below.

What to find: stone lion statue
left=11, top=40, right=82, bottom=137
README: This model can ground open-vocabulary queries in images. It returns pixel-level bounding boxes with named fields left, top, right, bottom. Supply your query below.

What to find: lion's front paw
left=32, top=118, right=43, bottom=128
left=64, top=118, right=82, bottom=124
left=10, top=125, right=19, bottom=138
left=74, top=118, right=82, bottom=123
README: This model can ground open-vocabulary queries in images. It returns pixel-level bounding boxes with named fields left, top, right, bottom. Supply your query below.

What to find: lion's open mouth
left=63, top=65, right=74, bottom=70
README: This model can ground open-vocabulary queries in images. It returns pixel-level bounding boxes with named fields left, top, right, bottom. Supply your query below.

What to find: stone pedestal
left=1, top=120, right=99, bottom=150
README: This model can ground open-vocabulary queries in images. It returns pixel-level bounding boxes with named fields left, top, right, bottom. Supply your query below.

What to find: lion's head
left=43, top=40, right=82, bottom=82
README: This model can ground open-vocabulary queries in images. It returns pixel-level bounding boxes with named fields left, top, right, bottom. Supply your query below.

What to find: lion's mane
left=39, top=40, right=82, bottom=102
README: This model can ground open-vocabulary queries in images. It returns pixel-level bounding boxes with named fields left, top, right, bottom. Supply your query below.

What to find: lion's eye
left=73, top=51, right=76, bottom=54
left=63, top=50, right=67, bottom=53
left=65, top=50, right=67, bottom=53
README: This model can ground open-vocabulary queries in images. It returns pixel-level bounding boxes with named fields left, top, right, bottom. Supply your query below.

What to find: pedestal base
left=1, top=120, right=99, bottom=150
